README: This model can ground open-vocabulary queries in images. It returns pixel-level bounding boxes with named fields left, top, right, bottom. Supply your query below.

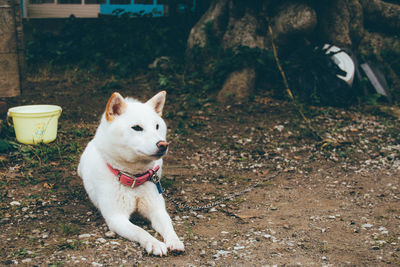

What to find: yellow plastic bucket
left=7, top=105, right=62, bottom=145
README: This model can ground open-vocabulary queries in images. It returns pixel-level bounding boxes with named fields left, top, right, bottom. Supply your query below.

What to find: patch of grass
left=70, top=128, right=93, bottom=138
left=319, top=243, right=329, bottom=253
left=49, top=262, right=64, bottom=267
left=183, top=219, right=194, bottom=241
left=62, top=187, right=88, bottom=202
left=57, top=239, right=87, bottom=251
left=57, top=223, right=80, bottom=236
left=12, top=248, right=29, bottom=258
left=13, top=143, right=62, bottom=167
left=160, top=176, right=174, bottom=191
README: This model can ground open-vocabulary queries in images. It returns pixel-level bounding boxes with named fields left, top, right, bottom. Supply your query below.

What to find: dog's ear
left=146, top=91, right=166, bottom=116
left=105, top=92, right=127, bottom=122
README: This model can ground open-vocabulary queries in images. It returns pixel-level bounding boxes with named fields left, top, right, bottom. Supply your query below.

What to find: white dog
left=78, top=91, right=184, bottom=256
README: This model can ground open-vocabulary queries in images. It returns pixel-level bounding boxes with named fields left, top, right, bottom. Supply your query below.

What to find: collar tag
left=152, top=174, right=163, bottom=194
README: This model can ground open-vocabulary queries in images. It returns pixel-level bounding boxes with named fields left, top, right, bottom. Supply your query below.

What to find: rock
left=105, top=231, right=116, bottom=238
left=274, top=125, right=284, bottom=132
left=213, top=250, right=230, bottom=259
left=96, top=237, right=107, bottom=243
left=362, top=223, right=373, bottom=229
left=21, top=258, right=32, bottom=264
left=209, top=207, right=217, bottom=213
left=10, top=201, right=21, bottom=206
left=78, top=234, right=91, bottom=239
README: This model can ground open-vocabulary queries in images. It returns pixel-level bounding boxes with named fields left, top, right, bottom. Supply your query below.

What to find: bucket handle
left=6, top=111, right=13, bottom=127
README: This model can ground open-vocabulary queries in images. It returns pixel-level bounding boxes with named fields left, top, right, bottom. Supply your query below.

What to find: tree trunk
left=187, top=0, right=229, bottom=49
left=0, top=0, right=23, bottom=97
left=186, top=0, right=400, bottom=104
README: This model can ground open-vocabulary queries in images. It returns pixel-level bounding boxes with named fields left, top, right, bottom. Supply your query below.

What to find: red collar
left=107, top=163, right=160, bottom=188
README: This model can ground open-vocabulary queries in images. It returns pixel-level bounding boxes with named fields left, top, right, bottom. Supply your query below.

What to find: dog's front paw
left=166, top=238, right=185, bottom=252
left=144, top=238, right=168, bottom=256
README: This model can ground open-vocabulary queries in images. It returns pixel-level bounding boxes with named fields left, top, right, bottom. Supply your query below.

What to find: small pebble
left=97, top=237, right=107, bottom=243
left=105, top=231, right=116, bottom=238
left=10, top=201, right=21, bottom=206
left=79, top=234, right=91, bottom=239
left=362, top=223, right=373, bottom=229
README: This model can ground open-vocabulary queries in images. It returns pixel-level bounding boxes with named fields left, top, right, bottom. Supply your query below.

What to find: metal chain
left=163, top=171, right=281, bottom=211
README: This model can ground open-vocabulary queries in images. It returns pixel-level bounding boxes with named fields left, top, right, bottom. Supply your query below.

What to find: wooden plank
left=28, top=4, right=100, bottom=18
left=0, top=0, right=21, bottom=97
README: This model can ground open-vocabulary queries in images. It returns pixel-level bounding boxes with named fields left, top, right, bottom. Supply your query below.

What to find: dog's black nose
left=156, top=141, right=169, bottom=153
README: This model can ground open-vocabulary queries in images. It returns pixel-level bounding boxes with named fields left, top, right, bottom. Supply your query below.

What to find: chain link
left=163, top=171, right=281, bottom=211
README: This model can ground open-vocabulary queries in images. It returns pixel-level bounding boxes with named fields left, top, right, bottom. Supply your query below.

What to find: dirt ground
left=1, top=72, right=399, bottom=266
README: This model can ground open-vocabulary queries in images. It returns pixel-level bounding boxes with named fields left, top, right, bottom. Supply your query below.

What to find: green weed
left=57, top=223, right=80, bottom=236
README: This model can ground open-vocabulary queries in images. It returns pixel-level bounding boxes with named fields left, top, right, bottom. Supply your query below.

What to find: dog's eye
left=131, top=125, right=143, bottom=131
left=156, top=124, right=159, bottom=130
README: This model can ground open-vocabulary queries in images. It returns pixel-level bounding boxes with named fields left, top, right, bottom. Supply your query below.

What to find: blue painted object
left=100, top=0, right=164, bottom=17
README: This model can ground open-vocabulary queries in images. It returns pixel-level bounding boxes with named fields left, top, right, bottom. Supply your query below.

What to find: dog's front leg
left=140, top=195, right=185, bottom=252
left=146, top=209, right=185, bottom=252
left=105, top=214, right=168, bottom=256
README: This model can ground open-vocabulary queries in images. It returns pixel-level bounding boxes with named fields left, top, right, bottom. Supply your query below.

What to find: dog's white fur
left=78, top=91, right=184, bottom=256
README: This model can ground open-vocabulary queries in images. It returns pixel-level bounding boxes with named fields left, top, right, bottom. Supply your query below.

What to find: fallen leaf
left=43, top=183, right=55, bottom=189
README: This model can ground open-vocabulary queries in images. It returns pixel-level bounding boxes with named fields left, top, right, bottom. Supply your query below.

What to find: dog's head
left=96, top=91, right=168, bottom=164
